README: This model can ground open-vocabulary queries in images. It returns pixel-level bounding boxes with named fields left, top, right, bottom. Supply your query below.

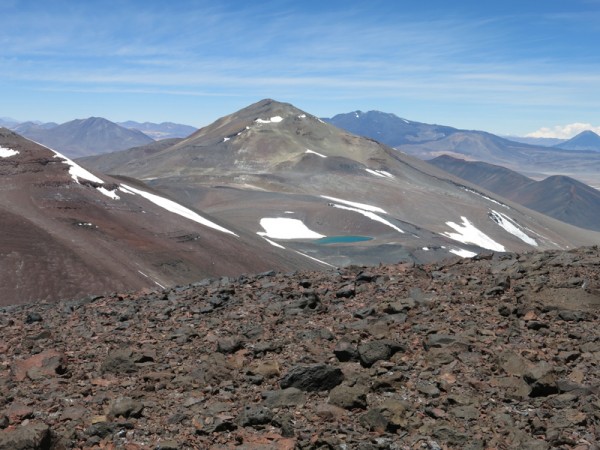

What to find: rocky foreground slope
left=1, top=248, right=599, bottom=449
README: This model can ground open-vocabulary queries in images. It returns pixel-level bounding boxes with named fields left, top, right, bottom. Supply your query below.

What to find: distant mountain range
left=322, top=110, right=600, bottom=187
left=429, top=155, right=600, bottom=232
left=11, top=117, right=154, bottom=158
left=502, top=136, right=566, bottom=147
left=118, top=121, right=197, bottom=139
left=323, top=110, right=457, bottom=146
left=4, top=100, right=600, bottom=304
left=78, top=99, right=600, bottom=269
left=554, top=130, right=600, bottom=151
left=3, top=117, right=197, bottom=157
left=0, top=127, right=319, bottom=305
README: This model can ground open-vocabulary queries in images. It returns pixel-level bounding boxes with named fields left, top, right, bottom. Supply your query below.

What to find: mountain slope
left=17, top=117, right=155, bottom=158
left=118, top=121, right=197, bottom=139
left=1, top=247, right=598, bottom=448
left=502, top=136, right=565, bottom=147
left=554, top=130, right=600, bottom=151
left=429, top=155, right=600, bottom=231
left=77, top=138, right=183, bottom=174
left=324, top=110, right=600, bottom=187
left=79, top=99, right=600, bottom=267
left=0, top=128, right=321, bottom=305
left=323, top=110, right=457, bottom=146
left=397, top=130, right=600, bottom=187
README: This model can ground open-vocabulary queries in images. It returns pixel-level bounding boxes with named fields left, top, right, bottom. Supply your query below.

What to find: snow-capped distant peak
left=0, top=146, right=19, bottom=158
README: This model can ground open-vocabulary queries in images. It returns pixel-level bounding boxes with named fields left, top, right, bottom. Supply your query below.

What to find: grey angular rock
left=101, top=348, right=138, bottom=374
left=333, top=340, right=359, bottom=362
left=524, top=362, right=558, bottom=397
left=0, top=423, right=51, bottom=450
left=424, top=334, right=469, bottom=351
left=216, top=336, right=243, bottom=354
left=108, top=396, right=144, bottom=418
left=328, top=385, right=368, bottom=410
left=279, top=363, right=344, bottom=392
left=358, top=340, right=404, bottom=367
left=262, top=387, right=306, bottom=407
left=237, top=405, right=273, bottom=427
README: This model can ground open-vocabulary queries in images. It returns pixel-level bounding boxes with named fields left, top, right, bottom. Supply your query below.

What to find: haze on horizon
left=1, top=0, right=600, bottom=138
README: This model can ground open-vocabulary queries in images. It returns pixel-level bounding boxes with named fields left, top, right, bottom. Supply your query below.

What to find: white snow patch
left=119, top=184, right=238, bottom=236
left=422, top=247, right=429, bottom=251
left=330, top=203, right=404, bottom=234
left=305, top=149, right=327, bottom=158
left=442, top=216, right=505, bottom=252
left=0, top=146, right=19, bottom=158
left=489, top=211, right=538, bottom=246
left=318, top=118, right=325, bottom=124
left=450, top=248, right=477, bottom=258
left=255, top=116, right=283, bottom=124
left=223, top=137, right=230, bottom=142
left=52, top=150, right=105, bottom=184
left=257, top=218, right=325, bottom=240
left=463, top=187, right=509, bottom=208
left=97, top=187, right=120, bottom=200
left=262, top=237, right=286, bottom=249
left=294, top=250, right=336, bottom=268
left=321, top=195, right=386, bottom=214
left=298, top=114, right=306, bottom=118
left=365, top=169, right=394, bottom=179
left=284, top=211, right=294, bottom=214
left=365, top=168, right=386, bottom=178
left=402, top=118, right=410, bottom=124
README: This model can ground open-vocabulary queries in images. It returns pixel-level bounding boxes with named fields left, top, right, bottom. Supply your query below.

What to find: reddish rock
left=12, top=349, right=67, bottom=382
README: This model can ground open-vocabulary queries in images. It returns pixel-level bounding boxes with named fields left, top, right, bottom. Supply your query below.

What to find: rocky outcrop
left=0, top=247, right=599, bottom=448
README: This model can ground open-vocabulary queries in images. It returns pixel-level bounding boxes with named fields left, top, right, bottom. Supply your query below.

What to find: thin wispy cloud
left=1, top=0, right=599, bottom=134
left=527, top=123, right=600, bottom=139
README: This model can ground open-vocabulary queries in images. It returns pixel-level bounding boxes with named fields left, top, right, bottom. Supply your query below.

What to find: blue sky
left=1, top=0, right=600, bottom=137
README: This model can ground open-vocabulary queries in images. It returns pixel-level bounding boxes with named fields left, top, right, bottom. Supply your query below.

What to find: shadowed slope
left=0, top=127, right=322, bottom=305
left=430, top=155, right=600, bottom=231
left=16, top=117, right=154, bottom=158
left=79, top=100, right=600, bottom=267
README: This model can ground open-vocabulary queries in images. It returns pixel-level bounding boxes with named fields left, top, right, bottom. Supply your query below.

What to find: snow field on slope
left=255, top=116, right=283, bottom=124
left=330, top=204, right=404, bottom=234
left=119, top=184, right=238, bottom=236
left=442, top=216, right=506, bottom=252
left=489, top=210, right=538, bottom=246
left=0, top=147, right=19, bottom=158
left=305, top=149, right=327, bottom=158
left=257, top=218, right=325, bottom=240
left=320, top=196, right=387, bottom=214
